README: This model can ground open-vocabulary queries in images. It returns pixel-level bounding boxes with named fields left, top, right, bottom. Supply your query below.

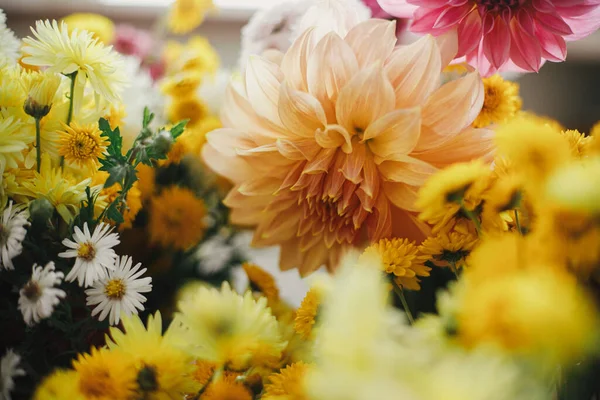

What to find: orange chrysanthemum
left=203, top=21, right=491, bottom=275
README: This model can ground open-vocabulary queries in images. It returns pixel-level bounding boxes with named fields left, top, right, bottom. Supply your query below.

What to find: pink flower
left=378, top=0, right=600, bottom=76
left=202, top=20, right=493, bottom=275
left=113, top=24, right=154, bottom=60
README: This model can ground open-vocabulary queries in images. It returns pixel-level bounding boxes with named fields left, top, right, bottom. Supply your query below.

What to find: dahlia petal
left=385, top=35, right=441, bottom=109
left=238, top=177, right=281, bottom=196
left=276, top=138, right=321, bottom=161
left=281, top=28, right=314, bottom=92
left=562, top=7, right=600, bottom=40
left=366, top=194, right=392, bottom=241
left=224, top=188, right=272, bottom=209
left=534, top=25, right=567, bottom=62
left=299, top=244, right=327, bottom=276
left=230, top=207, right=265, bottom=226
left=376, top=0, right=418, bottom=18
left=279, top=240, right=302, bottom=271
left=483, top=16, right=511, bottom=71
left=201, top=141, right=252, bottom=183
left=335, top=63, right=395, bottom=135
left=457, top=10, right=483, bottom=57
left=356, top=187, right=376, bottom=212
left=341, top=143, right=366, bottom=184
left=315, top=124, right=353, bottom=151
left=411, top=7, right=447, bottom=33
left=432, top=4, right=472, bottom=31
left=245, top=56, right=285, bottom=127
left=435, top=28, right=460, bottom=68
left=361, top=156, right=381, bottom=199
left=390, top=207, right=429, bottom=242
left=262, top=49, right=285, bottom=66
left=302, top=147, right=337, bottom=175
left=278, top=83, right=327, bottom=138
left=255, top=211, right=302, bottom=244
left=378, top=157, right=438, bottom=186
left=382, top=181, right=420, bottom=211
left=508, top=12, right=543, bottom=72
left=344, top=19, right=397, bottom=68
left=307, top=32, right=359, bottom=123
left=277, top=162, right=305, bottom=193
left=365, top=108, right=421, bottom=162
left=534, top=11, right=573, bottom=35
left=418, top=71, right=483, bottom=150
left=324, top=154, right=348, bottom=200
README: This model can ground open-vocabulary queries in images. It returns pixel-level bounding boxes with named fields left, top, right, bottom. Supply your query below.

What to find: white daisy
left=58, top=222, right=120, bottom=287
left=1, top=349, right=25, bottom=400
left=85, top=255, right=152, bottom=325
left=0, top=10, right=21, bottom=64
left=18, top=262, right=66, bottom=326
left=22, top=20, right=127, bottom=104
left=0, top=201, right=30, bottom=270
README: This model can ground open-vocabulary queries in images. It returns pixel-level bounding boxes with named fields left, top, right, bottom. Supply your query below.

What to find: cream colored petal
left=205, top=128, right=254, bottom=158
left=315, top=124, right=352, bottom=151
left=262, top=49, right=284, bottom=66
left=245, top=56, right=285, bottom=127
left=435, top=29, right=459, bottom=69
left=278, top=83, right=327, bottom=138
left=384, top=35, right=442, bottom=109
left=344, top=19, right=397, bottom=68
left=302, top=147, right=337, bottom=175
left=382, top=181, right=420, bottom=212
left=307, top=32, right=359, bottom=123
left=417, top=71, right=483, bottom=152
left=202, top=142, right=252, bottom=184
left=224, top=188, right=273, bottom=209
left=340, top=142, right=366, bottom=184
left=238, top=177, right=282, bottom=196
left=335, top=63, right=395, bottom=136
left=281, top=28, right=315, bottom=92
left=230, top=207, right=264, bottom=226
left=365, top=108, right=421, bottom=163
left=412, top=126, right=495, bottom=167
left=276, top=138, right=321, bottom=161
left=378, top=157, right=438, bottom=186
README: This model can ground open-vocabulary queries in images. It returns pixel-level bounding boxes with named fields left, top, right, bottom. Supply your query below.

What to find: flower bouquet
left=2, top=0, right=600, bottom=399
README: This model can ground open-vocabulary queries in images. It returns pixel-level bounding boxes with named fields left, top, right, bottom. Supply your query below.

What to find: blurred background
left=3, top=0, right=600, bottom=132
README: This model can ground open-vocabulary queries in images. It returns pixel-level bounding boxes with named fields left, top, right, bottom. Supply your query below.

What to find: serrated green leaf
left=106, top=203, right=124, bottom=224
left=169, top=120, right=188, bottom=139
left=104, top=165, right=128, bottom=188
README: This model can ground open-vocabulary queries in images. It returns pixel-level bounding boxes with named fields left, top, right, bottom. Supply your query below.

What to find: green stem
left=61, top=71, right=78, bottom=168
left=35, top=117, right=41, bottom=173
left=514, top=209, right=522, bottom=235
left=392, top=282, right=414, bottom=324
left=460, top=201, right=482, bottom=236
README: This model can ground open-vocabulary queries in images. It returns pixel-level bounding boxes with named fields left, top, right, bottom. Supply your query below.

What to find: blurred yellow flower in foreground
left=61, top=13, right=115, bottom=44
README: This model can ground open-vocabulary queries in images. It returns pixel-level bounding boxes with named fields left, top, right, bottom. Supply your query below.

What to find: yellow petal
left=384, top=35, right=441, bottom=109
left=344, top=19, right=397, bottom=68
left=365, top=108, right=421, bottom=163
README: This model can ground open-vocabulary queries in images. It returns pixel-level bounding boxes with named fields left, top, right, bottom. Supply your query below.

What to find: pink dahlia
left=377, top=0, right=600, bottom=76
left=203, top=20, right=493, bottom=275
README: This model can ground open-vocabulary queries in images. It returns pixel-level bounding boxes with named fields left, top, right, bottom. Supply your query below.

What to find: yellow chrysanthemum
left=473, top=74, right=521, bottom=128
left=263, top=362, right=311, bottom=400
left=495, top=117, right=572, bottom=183
left=419, top=231, right=479, bottom=270
left=192, top=360, right=217, bottom=386
left=20, top=70, right=62, bottom=118
left=148, top=186, right=207, bottom=250
left=172, top=282, right=286, bottom=370
left=243, top=262, right=280, bottom=302
left=93, top=172, right=142, bottom=229
left=0, top=115, right=31, bottom=174
left=0, top=63, right=26, bottom=108
left=456, top=267, right=600, bottom=366
left=136, top=164, right=156, bottom=201
left=562, top=129, right=593, bottom=158
left=58, top=122, right=108, bottom=169
left=62, top=13, right=115, bottom=44
left=294, top=287, right=321, bottom=340
left=546, top=157, right=600, bottom=215
left=416, top=160, right=492, bottom=233
left=34, top=370, right=85, bottom=400
left=104, top=104, right=127, bottom=130
left=168, top=96, right=210, bottom=128
left=22, top=20, right=126, bottom=103
left=201, top=374, right=253, bottom=400
left=160, top=71, right=203, bottom=98
left=167, top=0, right=215, bottom=35
left=72, top=347, right=138, bottom=400
left=106, top=312, right=201, bottom=399
left=14, top=154, right=90, bottom=222
left=362, top=238, right=431, bottom=291
left=164, top=36, right=220, bottom=75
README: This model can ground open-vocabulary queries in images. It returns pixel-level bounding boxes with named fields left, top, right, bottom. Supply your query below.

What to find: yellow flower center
left=104, top=279, right=126, bottom=299
left=79, top=369, right=112, bottom=398
left=77, top=242, right=97, bottom=261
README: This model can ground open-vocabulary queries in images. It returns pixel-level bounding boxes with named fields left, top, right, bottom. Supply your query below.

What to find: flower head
left=419, top=230, right=479, bottom=269
left=164, top=36, right=220, bottom=75
left=243, top=262, right=280, bottom=302
left=85, top=255, right=152, bottom=325
left=1, top=349, right=25, bottom=400
left=202, top=374, right=253, bottom=400
left=562, top=129, right=593, bottom=158
left=148, top=186, right=207, bottom=250
left=203, top=21, right=492, bottom=275
left=21, top=70, right=62, bottom=118
left=263, top=362, right=311, bottom=400
left=61, top=13, right=115, bottom=44
left=378, top=0, right=600, bottom=76
left=58, top=122, right=108, bottom=169
left=33, top=370, right=84, bottom=400
left=0, top=116, right=31, bottom=174
left=172, top=282, right=286, bottom=369
left=0, top=201, right=29, bottom=270
left=18, top=262, right=66, bottom=326
left=22, top=20, right=127, bottom=103
left=58, top=222, right=120, bottom=287
left=167, top=96, right=210, bottom=128
left=0, top=10, right=21, bottom=64
left=167, top=0, right=215, bottom=35
left=473, top=75, right=521, bottom=128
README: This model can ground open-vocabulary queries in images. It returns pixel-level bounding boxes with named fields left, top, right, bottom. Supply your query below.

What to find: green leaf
left=106, top=202, right=124, bottom=224
left=103, top=165, right=128, bottom=188
left=142, top=107, right=154, bottom=128
left=169, top=120, right=188, bottom=139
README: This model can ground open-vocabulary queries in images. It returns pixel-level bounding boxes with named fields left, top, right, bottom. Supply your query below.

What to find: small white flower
left=0, top=10, right=21, bottom=64
left=1, top=349, right=25, bottom=400
left=195, top=234, right=235, bottom=275
left=0, top=201, right=30, bottom=270
left=58, top=222, right=120, bottom=287
left=18, top=262, right=66, bottom=326
left=85, top=255, right=152, bottom=325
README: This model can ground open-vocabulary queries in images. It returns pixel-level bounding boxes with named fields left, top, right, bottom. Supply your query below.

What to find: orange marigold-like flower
left=202, top=21, right=492, bottom=275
